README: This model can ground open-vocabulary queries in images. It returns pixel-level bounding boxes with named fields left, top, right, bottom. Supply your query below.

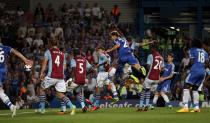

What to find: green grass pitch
left=0, top=108, right=210, bottom=123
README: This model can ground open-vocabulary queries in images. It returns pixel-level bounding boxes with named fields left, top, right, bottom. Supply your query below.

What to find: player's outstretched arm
left=11, top=48, right=33, bottom=65
left=106, top=44, right=120, bottom=53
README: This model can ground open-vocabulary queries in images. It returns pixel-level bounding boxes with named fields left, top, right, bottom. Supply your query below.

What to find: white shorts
left=143, top=78, right=159, bottom=91
left=41, top=76, right=66, bottom=93
left=97, top=72, right=110, bottom=88
left=67, top=82, right=84, bottom=93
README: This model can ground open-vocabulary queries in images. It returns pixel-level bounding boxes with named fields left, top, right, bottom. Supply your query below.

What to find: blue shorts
left=0, top=72, right=6, bottom=86
left=119, top=54, right=139, bottom=66
left=156, top=80, right=171, bottom=93
left=185, top=70, right=206, bottom=87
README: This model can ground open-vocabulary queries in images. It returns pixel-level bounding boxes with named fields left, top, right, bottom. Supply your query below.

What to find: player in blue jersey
left=106, top=30, right=146, bottom=81
left=0, top=41, right=32, bottom=117
left=177, top=39, right=209, bottom=113
left=152, top=53, right=175, bottom=109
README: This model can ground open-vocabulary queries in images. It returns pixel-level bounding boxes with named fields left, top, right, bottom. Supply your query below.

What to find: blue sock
left=60, top=100, right=66, bottom=112
left=139, top=90, right=145, bottom=108
left=77, top=92, right=85, bottom=108
left=145, top=89, right=151, bottom=106
left=39, top=95, right=46, bottom=110
left=63, top=96, right=74, bottom=109
left=94, top=93, right=100, bottom=107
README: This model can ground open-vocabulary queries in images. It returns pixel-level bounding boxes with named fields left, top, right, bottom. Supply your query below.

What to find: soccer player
left=67, top=48, right=93, bottom=113
left=0, top=39, right=32, bottom=117
left=92, top=46, right=118, bottom=111
left=177, top=39, right=209, bottom=113
left=106, top=30, right=146, bottom=81
left=137, top=44, right=164, bottom=111
left=38, top=34, right=76, bottom=115
left=152, top=53, right=175, bottom=109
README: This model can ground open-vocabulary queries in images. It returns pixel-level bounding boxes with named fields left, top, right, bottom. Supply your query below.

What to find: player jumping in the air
left=38, top=34, right=76, bottom=115
left=92, top=46, right=118, bottom=111
left=177, top=39, right=209, bottom=113
left=0, top=38, right=33, bottom=117
left=137, top=43, right=164, bottom=111
left=152, top=53, right=175, bottom=109
left=106, top=30, right=146, bottom=83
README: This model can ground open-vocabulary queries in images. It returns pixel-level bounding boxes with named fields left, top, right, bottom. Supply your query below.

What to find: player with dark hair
left=38, top=34, right=76, bottom=115
left=106, top=30, right=146, bottom=83
left=152, top=53, right=175, bottom=109
left=177, top=39, right=209, bottom=113
left=66, top=48, right=93, bottom=113
left=0, top=39, right=33, bottom=117
left=138, top=43, right=164, bottom=111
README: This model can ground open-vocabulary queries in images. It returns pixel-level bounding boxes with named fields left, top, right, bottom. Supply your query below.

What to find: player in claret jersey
left=137, top=43, right=164, bottom=112
left=66, top=48, right=93, bottom=113
left=152, top=53, right=175, bottom=109
left=92, top=46, right=119, bottom=111
left=38, top=34, right=76, bottom=115
left=177, top=39, right=209, bottom=113
left=0, top=38, right=33, bottom=117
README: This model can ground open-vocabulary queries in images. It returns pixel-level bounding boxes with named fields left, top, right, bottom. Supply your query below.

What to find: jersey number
left=0, top=51, right=5, bottom=63
left=55, top=55, right=60, bottom=67
left=198, top=52, right=205, bottom=63
left=154, top=59, right=162, bottom=70
left=79, top=63, right=84, bottom=74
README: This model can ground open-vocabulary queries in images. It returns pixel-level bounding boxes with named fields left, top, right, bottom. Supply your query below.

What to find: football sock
left=161, top=93, right=170, bottom=106
left=94, top=91, right=100, bottom=107
left=77, top=92, right=85, bottom=108
left=110, top=83, right=118, bottom=99
left=153, top=94, right=159, bottom=106
left=183, top=89, right=190, bottom=109
left=193, top=91, right=199, bottom=109
left=62, top=96, right=74, bottom=109
left=39, top=95, right=46, bottom=111
left=139, top=90, right=145, bottom=108
left=0, top=89, right=14, bottom=110
left=60, top=100, right=66, bottom=112
left=145, top=89, right=151, bottom=106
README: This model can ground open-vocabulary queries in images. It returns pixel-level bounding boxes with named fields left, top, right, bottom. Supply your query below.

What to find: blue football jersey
left=114, top=37, right=132, bottom=57
left=189, top=48, right=209, bottom=71
left=162, top=63, right=175, bottom=78
left=0, top=45, right=12, bottom=71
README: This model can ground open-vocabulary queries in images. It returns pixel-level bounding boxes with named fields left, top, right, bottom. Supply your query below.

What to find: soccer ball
left=24, top=65, right=32, bottom=72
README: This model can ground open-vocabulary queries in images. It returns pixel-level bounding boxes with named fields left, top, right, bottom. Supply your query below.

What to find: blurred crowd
left=0, top=2, right=209, bottom=109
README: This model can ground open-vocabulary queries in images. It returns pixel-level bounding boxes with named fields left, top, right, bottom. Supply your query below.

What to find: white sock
left=183, top=89, right=190, bottom=109
left=192, top=91, right=199, bottom=110
left=153, top=95, right=158, bottom=105
left=0, top=88, right=14, bottom=110
left=161, top=93, right=170, bottom=103
left=110, top=83, right=118, bottom=96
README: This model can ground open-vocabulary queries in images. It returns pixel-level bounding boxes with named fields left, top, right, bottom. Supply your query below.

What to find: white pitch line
left=0, top=111, right=40, bottom=116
